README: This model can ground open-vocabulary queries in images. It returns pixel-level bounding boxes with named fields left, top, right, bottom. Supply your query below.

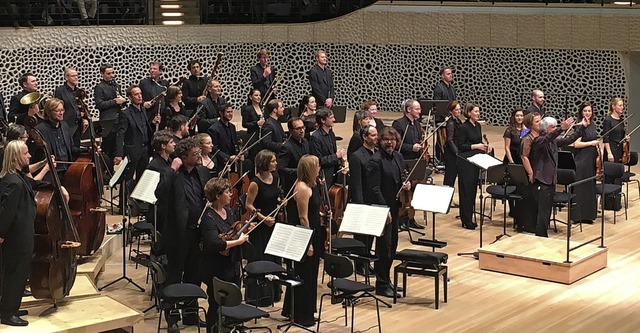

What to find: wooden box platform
left=22, top=274, right=100, bottom=308
left=78, top=232, right=121, bottom=281
left=4, top=296, right=143, bottom=333
left=478, top=234, right=608, bottom=284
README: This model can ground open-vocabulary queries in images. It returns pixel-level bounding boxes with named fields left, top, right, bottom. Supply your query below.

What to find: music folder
left=130, top=169, right=160, bottom=205
left=339, top=203, right=390, bottom=237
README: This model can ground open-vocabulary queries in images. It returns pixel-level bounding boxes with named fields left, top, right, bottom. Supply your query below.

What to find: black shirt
left=182, top=167, right=205, bottom=227
left=139, top=77, right=169, bottom=118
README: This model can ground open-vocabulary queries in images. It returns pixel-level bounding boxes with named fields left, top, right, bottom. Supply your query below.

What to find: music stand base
left=99, top=276, right=145, bottom=292
left=457, top=251, right=479, bottom=260
left=277, top=320, right=317, bottom=333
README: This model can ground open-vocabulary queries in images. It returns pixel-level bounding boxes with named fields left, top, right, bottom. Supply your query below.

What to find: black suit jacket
left=0, top=172, right=40, bottom=253
left=182, top=75, right=209, bottom=111
left=139, top=77, right=169, bottom=119
left=433, top=80, right=456, bottom=102
left=277, top=137, right=310, bottom=193
left=310, top=127, right=339, bottom=187
left=348, top=146, right=375, bottom=204
left=146, top=154, right=173, bottom=234
left=207, top=120, right=238, bottom=161
left=365, top=149, right=404, bottom=212
left=54, top=84, right=82, bottom=133
left=34, top=120, right=81, bottom=164
left=197, top=96, right=226, bottom=134
left=261, top=116, right=286, bottom=153
left=8, top=90, right=29, bottom=125
left=94, top=80, right=122, bottom=121
left=308, top=64, right=334, bottom=106
left=250, top=63, right=276, bottom=98
left=115, top=105, right=153, bottom=158
left=392, top=115, right=422, bottom=160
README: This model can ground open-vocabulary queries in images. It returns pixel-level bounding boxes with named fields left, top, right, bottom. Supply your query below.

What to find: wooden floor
left=87, top=112, right=640, bottom=333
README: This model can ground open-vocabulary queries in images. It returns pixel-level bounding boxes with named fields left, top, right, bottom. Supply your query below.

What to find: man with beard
left=526, top=89, right=546, bottom=117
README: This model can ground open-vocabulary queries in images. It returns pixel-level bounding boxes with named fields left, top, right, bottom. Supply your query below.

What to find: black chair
left=329, top=238, right=377, bottom=285
left=149, top=260, right=208, bottom=333
left=622, top=151, right=639, bottom=207
left=596, top=162, right=627, bottom=224
left=551, top=168, right=581, bottom=233
left=243, top=260, right=285, bottom=307
left=211, top=277, right=271, bottom=333
left=317, top=253, right=384, bottom=333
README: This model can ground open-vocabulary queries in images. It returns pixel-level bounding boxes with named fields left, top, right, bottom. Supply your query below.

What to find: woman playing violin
left=199, top=177, right=252, bottom=332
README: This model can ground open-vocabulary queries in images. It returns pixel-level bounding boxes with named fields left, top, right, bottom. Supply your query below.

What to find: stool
left=393, top=249, right=448, bottom=309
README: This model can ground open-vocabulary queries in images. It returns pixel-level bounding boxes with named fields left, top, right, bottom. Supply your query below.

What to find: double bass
left=61, top=89, right=107, bottom=256
left=27, top=125, right=81, bottom=302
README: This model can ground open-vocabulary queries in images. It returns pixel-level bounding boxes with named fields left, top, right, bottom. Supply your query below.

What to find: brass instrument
left=20, top=91, right=53, bottom=119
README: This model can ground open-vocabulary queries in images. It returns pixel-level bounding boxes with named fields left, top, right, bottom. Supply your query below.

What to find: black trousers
left=534, top=181, right=554, bottom=238
left=443, top=146, right=458, bottom=187
left=0, top=249, right=30, bottom=317
left=457, top=156, right=479, bottom=226
left=165, top=228, right=201, bottom=324
left=374, top=209, right=398, bottom=287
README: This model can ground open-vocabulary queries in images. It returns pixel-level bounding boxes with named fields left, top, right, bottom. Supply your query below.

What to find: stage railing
left=564, top=174, right=605, bottom=263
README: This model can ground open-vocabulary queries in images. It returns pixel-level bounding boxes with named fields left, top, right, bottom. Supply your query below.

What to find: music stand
left=265, top=224, right=314, bottom=333
left=558, top=150, right=577, bottom=170
left=410, top=184, right=453, bottom=251
left=485, top=164, right=527, bottom=243
left=331, top=106, right=347, bottom=123
left=419, top=99, right=449, bottom=168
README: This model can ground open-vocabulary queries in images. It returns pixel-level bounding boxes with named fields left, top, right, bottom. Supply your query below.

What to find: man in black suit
left=310, top=108, right=345, bottom=188
left=207, top=104, right=250, bottom=175
left=196, top=80, right=226, bottom=133
left=308, top=49, right=335, bottom=108
left=114, top=85, right=160, bottom=211
left=0, top=140, right=41, bottom=327
left=54, top=68, right=82, bottom=140
left=392, top=99, right=424, bottom=161
left=260, top=99, right=286, bottom=154
left=8, top=72, right=38, bottom=125
left=94, top=63, right=126, bottom=160
left=0, top=91, right=6, bottom=122
left=278, top=117, right=310, bottom=194
left=366, top=126, right=410, bottom=298
left=162, top=137, right=210, bottom=330
left=139, top=61, right=169, bottom=123
left=182, top=59, right=209, bottom=113
left=250, top=49, right=277, bottom=100
left=432, top=66, right=456, bottom=102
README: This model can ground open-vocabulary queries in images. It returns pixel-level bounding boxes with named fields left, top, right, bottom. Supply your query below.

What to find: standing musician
left=162, top=137, right=210, bottom=330
left=570, top=102, right=600, bottom=225
left=160, top=86, right=186, bottom=130
left=0, top=140, right=43, bottom=327
left=94, top=63, right=126, bottom=159
left=207, top=104, right=251, bottom=174
left=240, top=89, right=265, bottom=161
left=167, top=114, right=189, bottom=147
left=34, top=98, right=84, bottom=178
left=139, top=61, right=169, bottom=122
left=308, top=49, right=335, bottom=108
left=114, top=85, right=159, bottom=188
left=250, top=49, right=277, bottom=101
left=181, top=59, right=209, bottom=113
left=352, top=100, right=384, bottom=133
left=194, top=133, right=221, bottom=178
left=602, top=97, right=628, bottom=211
left=347, top=109, right=372, bottom=157
left=282, top=155, right=322, bottom=328
left=365, top=127, right=410, bottom=298
left=299, top=95, right=317, bottom=139
left=502, top=107, right=525, bottom=221
left=8, top=72, right=38, bottom=125
left=310, top=108, right=346, bottom=188
left=199, top=177, right=252, bottom=332
left=432, top=66, right=456, bottom=103
left=522, top=115, right=583, bottom=237
left=54, top=68, right=82, bottom=138
left=456, top=103, right=492, bottom=230
left=348, top=124, right=378, bottom=276
left=196, top=80, right=226, bottom=134
left=0, top=90, right=5, bottom=122
left=392, top=99, right=424, bottom=161
left=0, top=124, right=51, bottom=181
left=260, top=99, right=286, bottom=154
left=443, top=101, right=462, bottom=190
left=278, top=117, right=310, bottom=195
left=526, top=89, right=546, bottom=117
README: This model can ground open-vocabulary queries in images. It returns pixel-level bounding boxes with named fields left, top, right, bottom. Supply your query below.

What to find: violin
left=318, top=174, right=332, bottom=252
left=621, top=124, right=640, bottom=164
left=218, top=210, right=258, bottom=256
left=398, top=169, right=416, bottom=225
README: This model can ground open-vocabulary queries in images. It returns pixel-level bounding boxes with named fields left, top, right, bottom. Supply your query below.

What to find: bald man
left=526, top=89, right=546, bottom=117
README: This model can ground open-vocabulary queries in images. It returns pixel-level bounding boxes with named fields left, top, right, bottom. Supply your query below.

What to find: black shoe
left=581, top=220, right=594, bottom=224
left=183, top=318, right=206, bottom=327
left=388, top=283, right=403, bottom=292
left=399, top=222, right=409, bottom=231
left=1, top=315, right=28, bottom=326
left=294, top=318, right=316, bottom=327
left=462, top=222, right=477, bottom=230
left=167, top=323, right=180, bottom=333
left=82, top=18, right=90, bottom=25
left=408, top=219, right=425, bottom=229
left=22, top=21, right=34, bottom=28
left=375, top=286, right=401, bottom=298
left=22, top=289, right=32, bottom=297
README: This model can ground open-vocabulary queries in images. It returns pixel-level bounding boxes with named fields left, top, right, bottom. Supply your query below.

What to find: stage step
left=77, top=232, right=122, bottom=281
left=22, top=274, right=100, bottom=308
left=478, top=234, right=608, bottom=284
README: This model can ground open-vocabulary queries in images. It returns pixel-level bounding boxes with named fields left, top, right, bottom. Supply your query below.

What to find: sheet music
left=130, top=170, right=160, bottom=204
left=265, top=223, right=314, bottom=262
left=339, top=204, right=389, bottom=237
left=411, top=184, right=454, bottom=214
left=467, top=153, right=502, bottom=170
left=109, top=156, right=129, bottom=188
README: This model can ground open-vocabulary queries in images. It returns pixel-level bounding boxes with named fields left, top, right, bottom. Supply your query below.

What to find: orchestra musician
left=240, top=89, right=265, bottom=160
left=348, top=124, right=378, bottom=276
left=0, top=91, right=5, bottom=122
left=8, top=72, right=38, bottom=125
left=352, top=100, right=384, bottom=133
left=260, top=99, right=286, bottom=154
left=196, top=80, right=226, bottom=134
left=392, top=99, right=423, bottom=161
left=365, top=126, right=410, bottom=298
left=277, top=117, right=310, bottom=195
left=199, top=177, right=252, bottom=332
left=139, top=61, right=169, bottom=122
left=0, top=141, right=40, bottom=327
left=160, top=86, right=186, bottom=130
left=443, top=101, right=462, bottom=191
left=250, top=49, right=277, bottom=101
left=526, top=89, right=546, bottom=117
left=282, top=155, right=322, bottom=328
left=456, top=103, right=492, bottom=230
left=310, top=108, right=346, bottom=188
left=163, top=137, right=210, bottom=330
left=53, top=68, right=82, bottom=138
left=194, top=133, right=222, bottom=178
left=602, top=97, right=628, bottom=211
left=181, top=59, right=209, bottom=113
left=299, top=95, right=317, bottom=139
left=167, top=114, right=189, bottom=147
left=570, top=102, right=599, bottom=225
left=308, top=49, right=335, bottom=108
left=502, top=107, right=525, bottom=221
left=94, top=63, right=126, bottom=159
left=0, top=124, right=50, bottom=181
left=521, top=114, right=583, bottom=237
left=347, top=109, right=372, bottom=157
left=432, top=66, right=456, bottom=103
left=207, top=103, right=251, bottom=174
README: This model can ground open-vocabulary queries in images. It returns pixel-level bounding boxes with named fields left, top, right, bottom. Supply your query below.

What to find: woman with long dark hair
left=241, top=89, right=265, bottom=160
left=570, top=102, right=600, bottom=224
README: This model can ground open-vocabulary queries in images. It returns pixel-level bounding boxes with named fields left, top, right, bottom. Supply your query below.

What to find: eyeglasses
left=381, top=138, right=397, bottom=142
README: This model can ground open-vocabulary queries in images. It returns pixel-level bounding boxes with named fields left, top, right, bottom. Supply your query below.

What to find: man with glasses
left=366, top=126, right=410, bottom=298
left=278, top=117, right=310, bottom=195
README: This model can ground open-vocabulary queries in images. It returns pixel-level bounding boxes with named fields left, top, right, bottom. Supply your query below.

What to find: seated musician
left=207, top=104, right=252, bottom=175
left=261, top=99, right=286, bottom=154
left=199, top=177, right=252, bottom=332
left=34, top=98, right=84, bottom=179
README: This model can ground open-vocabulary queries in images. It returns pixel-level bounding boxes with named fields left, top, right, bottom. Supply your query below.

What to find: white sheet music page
left=265, top=223, right=313, bottom=262
left=467, top=153, right=502, bottom=170
left=339, top=204, right=389, bottom=237
left=411, top=184, right=454, bottom=214
left=109, top=156, right=129, bottom=188
left=130, top=169, right=160, bottom=204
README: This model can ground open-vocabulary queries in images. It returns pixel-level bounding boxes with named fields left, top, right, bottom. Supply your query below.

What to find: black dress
left=161, top=103, right=186, bottom=130
left=503, top=127, right=523, bottom=165
left=282, top=185, right=322, bottom=326
left=570, top=123, right=598, bottom=222
left=443, top=117, right=461, bottom=187
left=602, top=115, right=624, bottom=210
left=241, top=104, right=263, bottom=161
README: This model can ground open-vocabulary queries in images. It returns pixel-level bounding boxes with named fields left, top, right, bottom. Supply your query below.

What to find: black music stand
left=419, top=99, right=449, bottom=168
left=485, top=164, right=527, bottom=243
left=331, top=106, right=347, bottom=123
left=558, top=150, right=577, bottom=170
left=410, top=184, right=453, bottom=251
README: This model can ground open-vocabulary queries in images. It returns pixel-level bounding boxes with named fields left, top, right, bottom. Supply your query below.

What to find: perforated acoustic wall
left=0, top=43, right=625, bottom=127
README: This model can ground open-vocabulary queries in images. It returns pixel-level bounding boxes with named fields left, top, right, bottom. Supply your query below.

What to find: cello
left=26, top=125, right=82, bottom=303
left=328, top=157, right=348, bottom=227
left=61, top=89, right=107, bottom=256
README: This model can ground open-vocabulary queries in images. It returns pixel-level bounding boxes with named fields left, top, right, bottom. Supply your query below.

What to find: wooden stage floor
left=81, top=112, right=640, bottom=333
